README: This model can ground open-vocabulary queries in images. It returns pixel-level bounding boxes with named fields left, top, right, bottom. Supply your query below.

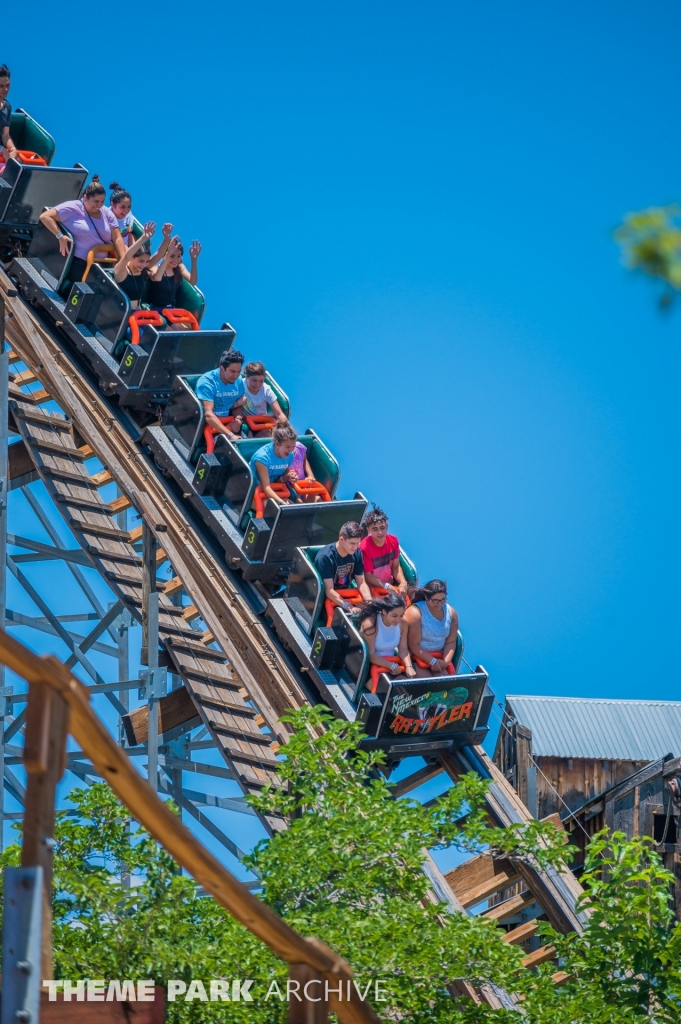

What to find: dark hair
left=83, top=175, right=106, bottom=199
left=244, top=361, right=266, bottom=377
left=0, top=65, right=10, bottom=79
left=132, top=243, right=151, bottom=257
left=411, top=579, right=448, bottom=603
left=356, top=591, right=406, bottom=632
left=339, top=521, right=363, bottom=540
left=109, top=181, right=131, bottom=206
left=272, top=423, right=297, bottom=445
left=219, top=349, right=244, bottom=369
left=364, top=504, right=388, bottom=529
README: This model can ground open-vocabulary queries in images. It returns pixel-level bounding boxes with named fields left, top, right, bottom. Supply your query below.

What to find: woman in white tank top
left=357, top=593, right=416, bottom=692
left=404, top=579, right=459, bottom=678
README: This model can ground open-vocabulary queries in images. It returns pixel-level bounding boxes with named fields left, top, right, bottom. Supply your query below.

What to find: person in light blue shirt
left=250, top=423, right=298, bottom=505
left=196, top=350, right=245, bottom=441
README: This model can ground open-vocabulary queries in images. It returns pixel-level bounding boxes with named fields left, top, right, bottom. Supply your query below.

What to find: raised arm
left=186, top=240, right=201, bottom=285
left=151, top=236, right=179, bottom=281
left=150, top=222, right=173, bottom=269
left=113, top=221, right=155, bottom=281
left=39, top=208, right=71, bottom=257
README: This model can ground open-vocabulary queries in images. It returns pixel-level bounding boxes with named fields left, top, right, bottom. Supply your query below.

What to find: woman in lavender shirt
left=39, top=175, right=126, bottom=294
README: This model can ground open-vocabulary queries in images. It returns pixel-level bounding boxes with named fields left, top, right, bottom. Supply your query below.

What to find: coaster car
left=11, top=225, right=218, bottom=413
left=266, top=545, right=493, bottom=755
left=0, top=117, right=85, bottom=257
left=142, top=374, right=367, bottom=582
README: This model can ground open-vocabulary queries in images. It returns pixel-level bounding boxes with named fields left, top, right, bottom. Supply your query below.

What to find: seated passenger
left=196, top=350, right=246, bottom=442
left=360, top=504, right=408, bottom=596
left=357, top=592, right=416, bottom=691
left=39, top=176, right=127, bottom=295
left=404, top=580, right=459, bottom=678
left=113, top=221, right=156, bottom=309
left=108, top=182, right=135, bottom=247
left=250, top=423, right=298, bottom=506
left=147, top=236, right=201, bottom=312
left=240, top=361, right=288, bottom=437
left=0, top=65, right=18, bottom=168
left=315, top=522, right=372, bottom=625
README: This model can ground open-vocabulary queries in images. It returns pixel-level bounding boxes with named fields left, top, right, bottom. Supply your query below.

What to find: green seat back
left=9, top=110, right=56, bottom=164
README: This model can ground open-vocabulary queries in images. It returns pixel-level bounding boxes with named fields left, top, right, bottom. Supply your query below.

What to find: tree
left=615, top=204, right=681, bottom=307
left=2, top=707, right=680, bottom=1022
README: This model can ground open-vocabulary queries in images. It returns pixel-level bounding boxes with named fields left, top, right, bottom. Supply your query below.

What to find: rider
left=250, top=423, right=298, bottom=505
left=359, top=504, right=408, bottom=595
left=404, top=580, right=460, bottom=677
left=315, top=522, right=372, bottom=625
left=196, top=350, right=246, bottom=443
left=357, top=592, right=416, bottom=692
left=0, top=65, right=18, bottom=166
left=241, top=362, right=288, bottom=437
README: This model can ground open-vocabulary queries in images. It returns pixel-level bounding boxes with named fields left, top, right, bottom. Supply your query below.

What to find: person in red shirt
left=360, top=505, right=408, bottom=596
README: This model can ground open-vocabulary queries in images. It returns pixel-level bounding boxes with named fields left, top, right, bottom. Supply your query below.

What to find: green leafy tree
left=3, top=707, right=681, bottom=1022
left=615, top=204, right=681, bottom=307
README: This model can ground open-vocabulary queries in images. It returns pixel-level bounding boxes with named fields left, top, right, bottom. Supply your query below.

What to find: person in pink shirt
left=39, top=175, right=126, bottom=295
left=360, top=505, right=408, bottom=596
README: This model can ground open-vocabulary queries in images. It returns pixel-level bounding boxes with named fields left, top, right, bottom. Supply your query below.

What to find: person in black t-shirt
left=0, top=65, right=17, bottom=165
left=315, top=521, right=372, bottom=625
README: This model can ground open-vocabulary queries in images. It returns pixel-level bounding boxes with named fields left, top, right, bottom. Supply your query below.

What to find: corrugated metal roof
left=505, top=695, right=681, bottom=761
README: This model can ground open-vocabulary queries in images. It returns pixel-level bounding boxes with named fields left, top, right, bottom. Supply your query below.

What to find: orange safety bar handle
left=128, top=309, right=165, bottom=345
left=292, top=480, right=331, bottom=502
left=369, top=656, right=405, bottom=693
left=162, top=308, right=200, bottom=331
left=253, top=482, right=290, bottom=518
left=245, top=415, right=277, bottom=434
left=203, top=416, right=235, bottom=455
left=325, top=588, right=363, bottom=627
left=17, top=150, right=47, bottom=165
left=369, top=585, right=411, bottom=606
left=83, top=244, right=118, bottom=282
left=413, top=650, right=455, bottom=675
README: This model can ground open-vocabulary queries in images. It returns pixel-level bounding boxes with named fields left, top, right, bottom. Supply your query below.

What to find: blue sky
left=3, top=1, right=681, bottom=856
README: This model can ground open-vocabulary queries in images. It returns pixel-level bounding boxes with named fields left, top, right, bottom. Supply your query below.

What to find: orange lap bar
left=204, top=416, right=235, bottom=455
left=369, top=656, right=405, bottom=693
left=246, top=415, right=276, bottom=434
left=369, top=585, right=411, bottom=606
left=413, top=650, right=455, bottom=675
left=293, top=480, right=331, bottom=502
left=162, top=308, right=200, bottom=330
left=253, top=482, right=289, bottom=518
left=83, top=244, right=118, bottom=282
left=325, top=588, right=363, bottom=627
left=0, top=150, right=47, bottom=166
left=128, top=309, right=165, bottom=345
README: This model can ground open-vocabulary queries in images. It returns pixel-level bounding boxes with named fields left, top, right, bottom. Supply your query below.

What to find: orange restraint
left=369, top=656, right=405, bottom=693
left=0, top=150, right=47, bottom=166
left=162, top=308, right=200, bottom=330
left=128, top=309, right=165, bottom=345
left=325, top=588, right=363, bottom=627
left=82, top=244, right=118, bottom=282
left=204, top=416, right=235, bottom=455
left=413, top=650, right=455, bottom=675
left=292, top=480, right=331, bottom=502
left=253, top=482, right=290, bottom=518
left=245, top=415, right=276, bottom=435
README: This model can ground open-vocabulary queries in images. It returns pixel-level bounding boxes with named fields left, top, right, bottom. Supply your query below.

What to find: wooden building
left=493, top=696, right=681, bottom=913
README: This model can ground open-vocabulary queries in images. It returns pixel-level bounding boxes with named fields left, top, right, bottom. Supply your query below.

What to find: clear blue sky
left=3, top=1, right=681, bottom=832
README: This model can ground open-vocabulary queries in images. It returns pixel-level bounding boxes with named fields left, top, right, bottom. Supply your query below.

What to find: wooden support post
left=288, top=964, right=329, bottom=1024
left=22, top=679, right=69, bottom=981
left=515, top=724, right=536, bottom=816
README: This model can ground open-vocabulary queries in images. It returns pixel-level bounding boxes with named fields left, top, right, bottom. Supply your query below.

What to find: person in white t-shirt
left=238, top=361, right=288, bottom=437
left=108, top=182, right=135, bottom=246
